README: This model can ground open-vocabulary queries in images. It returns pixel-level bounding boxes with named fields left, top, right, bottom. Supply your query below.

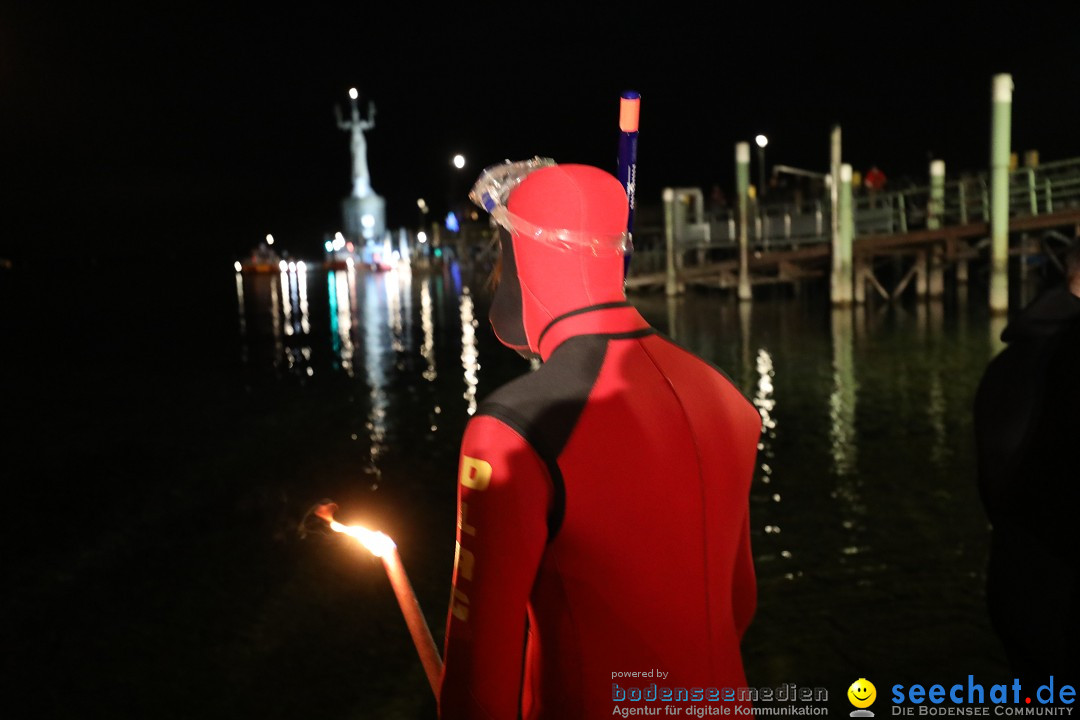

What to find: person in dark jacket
left=974, top=242, right=1080, bottom=689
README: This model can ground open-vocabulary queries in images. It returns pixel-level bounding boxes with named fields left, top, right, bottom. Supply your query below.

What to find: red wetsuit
left=439, top=164, right=760, bottom=719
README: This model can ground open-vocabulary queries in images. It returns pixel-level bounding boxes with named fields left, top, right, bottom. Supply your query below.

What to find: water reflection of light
left=928, top=372, right=947, bottom=464
left=420, top=277, right=437, bottom=381
left=363, top=273, right=390, bottom=480
left=235, top=272, right=247, bottom=336
left=921, top=301, right=947, bottom=464
left=397, top=265, right=413, bottom=358
left=739, top=301, right=753, bottom=403
left=450, top=260, right=463, bottom=295
left=329, top=272, right=340, bottom=354
left=829, top=309, right=857, bottom=477
left=329, top=269, right=356, bottom=376
left=235, top=272, right=248, bottom=365
left=297, top=262, right=310, bottom=336
left=829, top=308, right=866, bottom=561
left=280, top=268, right=294, bottom=337
left=386, top=267, right=404, bottom=354
left=459, top=287, right=479, bottom=416
left=273, top=263, right=313, bottom=375
left=754, top=347, right=777, bottom=485
left=667, top=296, right=679, bottom=342
left=990, top=314, right=1008, bottom=358
left=269, top=271, right=283, bottom=369
left=753, top=347, right=786, bottom=557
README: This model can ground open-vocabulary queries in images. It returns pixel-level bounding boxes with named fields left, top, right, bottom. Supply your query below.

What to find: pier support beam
left=927, top=160, right=946, bottom=298
left=915, top=250, right=928, bottom=297
left=736, top=142, right=752, bottom=301
left=990, top=74, right=1013, bottom=314
left=829, top=125, right=847, bottom=305
left=956, top=240, right=970, bottom=285
left=854, top=256, right=867, bottom=304
left=832, top=162, right=854, bottom=305
left=929, top=246, right=946, bottom=298
left=663, top=188, right=681, bottom=296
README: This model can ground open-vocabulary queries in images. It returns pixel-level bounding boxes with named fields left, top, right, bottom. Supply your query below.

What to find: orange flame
left=315, top=502, right=397, bottom=557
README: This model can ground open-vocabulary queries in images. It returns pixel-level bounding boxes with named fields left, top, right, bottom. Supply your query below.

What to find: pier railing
left=658, top=156, right=1080, bottom=254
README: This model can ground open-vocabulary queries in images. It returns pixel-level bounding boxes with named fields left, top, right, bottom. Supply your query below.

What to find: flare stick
left=315, top=503, right=443, bottom=697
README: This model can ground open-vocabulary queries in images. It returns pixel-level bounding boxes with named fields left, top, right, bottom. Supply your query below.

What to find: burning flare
left=310, top=500, right=444, bottom=696
left=314, top=502, right=396, bottom=557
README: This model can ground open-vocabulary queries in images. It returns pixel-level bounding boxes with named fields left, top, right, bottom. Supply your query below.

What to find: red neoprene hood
left=488, top=164, right=629, bottom=357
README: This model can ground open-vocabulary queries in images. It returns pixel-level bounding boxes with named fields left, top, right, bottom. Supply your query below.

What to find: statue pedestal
left=342, top=194, right=386, bottom=242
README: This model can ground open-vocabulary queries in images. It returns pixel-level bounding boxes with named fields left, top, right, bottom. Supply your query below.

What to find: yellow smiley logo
left=848, top=678, right=876, bottom=709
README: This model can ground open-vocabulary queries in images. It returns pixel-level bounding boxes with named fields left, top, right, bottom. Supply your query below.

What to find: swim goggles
left=469, top=157, right=631, bottom=256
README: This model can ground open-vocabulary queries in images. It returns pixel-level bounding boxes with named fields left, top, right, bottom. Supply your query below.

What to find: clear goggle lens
left=469, top=157, right=631, bottom=256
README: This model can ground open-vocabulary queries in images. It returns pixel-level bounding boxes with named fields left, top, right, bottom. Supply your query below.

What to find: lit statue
left=336, top=89, right=376, bottom=198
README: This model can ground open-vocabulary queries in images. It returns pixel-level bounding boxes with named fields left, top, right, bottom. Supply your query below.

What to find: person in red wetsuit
left=439, top=158, right=761, bottom=719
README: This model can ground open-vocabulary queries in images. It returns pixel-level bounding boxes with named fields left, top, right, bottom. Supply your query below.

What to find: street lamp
left=754, top=135, right=768, bottom=199
left=452, top=154, right=466, bottom=170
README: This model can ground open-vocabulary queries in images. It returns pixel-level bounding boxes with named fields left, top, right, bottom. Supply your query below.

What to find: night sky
left=5, top=5, right=1080, bottom=266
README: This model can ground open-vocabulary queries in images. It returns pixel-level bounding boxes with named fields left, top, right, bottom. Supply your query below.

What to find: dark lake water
left=2, top=258, right=1016, bottom=717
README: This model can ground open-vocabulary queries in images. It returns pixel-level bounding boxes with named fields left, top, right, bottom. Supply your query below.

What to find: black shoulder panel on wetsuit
left=476, top=334, right=610, bottom=539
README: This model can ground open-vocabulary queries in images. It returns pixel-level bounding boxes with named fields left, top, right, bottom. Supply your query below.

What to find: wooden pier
left=625, top=156, right=1080, bottom=305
